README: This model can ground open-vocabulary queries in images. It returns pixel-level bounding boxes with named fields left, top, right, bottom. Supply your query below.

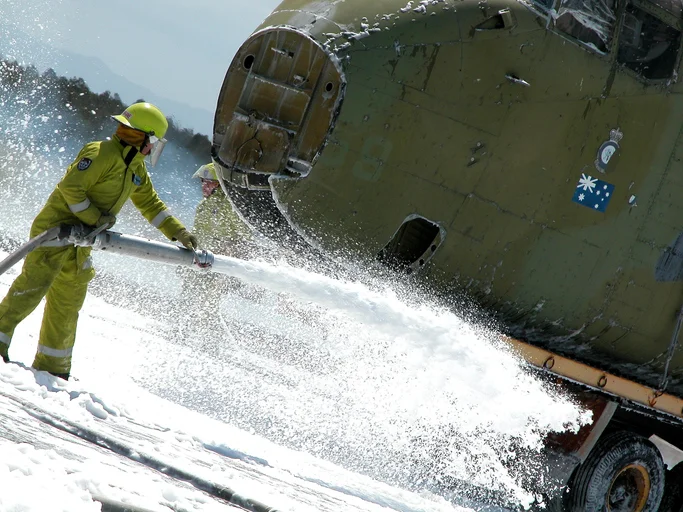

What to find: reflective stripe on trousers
left=0, top=245, right=94, bottom=375
left=37, top=345, right=74, bottom=358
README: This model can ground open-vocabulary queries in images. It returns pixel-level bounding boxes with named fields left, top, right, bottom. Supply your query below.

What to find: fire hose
left=0, top=225, right=215, bottom=277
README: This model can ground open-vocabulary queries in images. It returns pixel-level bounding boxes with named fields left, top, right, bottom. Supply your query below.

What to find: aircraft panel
left=215, top=0, right=683, bottom=396
left=472, top=100, right=585, bottom=220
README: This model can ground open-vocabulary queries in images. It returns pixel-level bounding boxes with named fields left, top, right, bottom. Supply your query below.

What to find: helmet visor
left=148, top=136, right=167, bottom=167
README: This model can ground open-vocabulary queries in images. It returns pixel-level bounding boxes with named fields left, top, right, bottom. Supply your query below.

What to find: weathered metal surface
left=213, top=26, right=344, bottom=189
left=213, top=0, right=683, bottom=396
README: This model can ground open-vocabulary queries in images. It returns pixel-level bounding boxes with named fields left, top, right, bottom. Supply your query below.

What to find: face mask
left=202, top=179, right=221, bottom=198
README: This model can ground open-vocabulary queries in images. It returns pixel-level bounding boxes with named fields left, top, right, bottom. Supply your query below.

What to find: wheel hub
left=607, top=463, right=651, bottom=512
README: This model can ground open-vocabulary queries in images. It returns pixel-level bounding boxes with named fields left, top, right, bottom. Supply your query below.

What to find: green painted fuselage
left=212, top=0, right=683, bottom=394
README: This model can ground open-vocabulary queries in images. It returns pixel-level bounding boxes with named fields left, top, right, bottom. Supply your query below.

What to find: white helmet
left=193, top=163, right=218, bottom=181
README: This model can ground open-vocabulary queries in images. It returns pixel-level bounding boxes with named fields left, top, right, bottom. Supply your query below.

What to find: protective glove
left=174, top=228, right=198, bottom=250
left=96, top=213, right=116, bottom=229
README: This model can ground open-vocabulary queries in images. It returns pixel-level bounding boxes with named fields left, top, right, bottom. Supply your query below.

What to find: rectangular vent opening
left=377, top=216, right=444, bottom=274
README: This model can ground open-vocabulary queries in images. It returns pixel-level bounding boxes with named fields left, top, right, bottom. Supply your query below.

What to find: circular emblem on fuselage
left=77, top=158, right=92, bottom=171
left=595, top=128, right=623, bottom=173
left=597, top=141, right=618, bottom=169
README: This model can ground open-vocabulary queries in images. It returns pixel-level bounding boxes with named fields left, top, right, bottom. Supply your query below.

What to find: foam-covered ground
left=0, top=245, right=591, bottom=511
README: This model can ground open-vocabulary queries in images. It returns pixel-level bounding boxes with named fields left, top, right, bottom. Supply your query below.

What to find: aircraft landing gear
left=564, top=431, right=665, bottom=512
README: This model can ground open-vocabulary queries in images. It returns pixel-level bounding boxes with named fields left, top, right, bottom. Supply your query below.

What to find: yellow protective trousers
left=0, top=245, right=95, bottom=376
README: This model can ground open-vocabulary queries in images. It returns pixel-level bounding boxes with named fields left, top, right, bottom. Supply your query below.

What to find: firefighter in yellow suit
left=0, top=102, right=198, bottom=379
left=181, top=163, right=255, bottom=303
left=192, top=162, right=252, bottom=258
left=177, top=162, right=264, bottom=328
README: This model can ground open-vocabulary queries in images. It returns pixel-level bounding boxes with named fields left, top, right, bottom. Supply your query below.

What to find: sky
left=1, top=0, right=282, bottom=134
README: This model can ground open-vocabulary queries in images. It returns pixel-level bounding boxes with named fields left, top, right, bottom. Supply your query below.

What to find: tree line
left=0, top=59, right=211, bottom=157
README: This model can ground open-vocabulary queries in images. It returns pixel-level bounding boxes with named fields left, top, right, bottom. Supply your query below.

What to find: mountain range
left=0, top=21, right=214, bottom=136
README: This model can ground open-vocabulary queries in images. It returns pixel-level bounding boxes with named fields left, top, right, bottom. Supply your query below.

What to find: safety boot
left=0, top=347, right=8, bottom=363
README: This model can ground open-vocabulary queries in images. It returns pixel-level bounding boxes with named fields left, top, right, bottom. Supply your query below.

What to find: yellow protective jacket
left=31, top=135, right=185, bottom=238
left=193, top=189, right=251, bottom=254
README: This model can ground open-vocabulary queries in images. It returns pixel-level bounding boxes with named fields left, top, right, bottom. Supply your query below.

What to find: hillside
left=0, top=59, right=211, bottom=161
left=0, top=19, right=214, bottom=135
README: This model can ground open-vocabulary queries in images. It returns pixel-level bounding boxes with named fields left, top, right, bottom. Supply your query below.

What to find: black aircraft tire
left=565, top=431, right=664, bottom=512
left=660, top=463, right=683, bottom=511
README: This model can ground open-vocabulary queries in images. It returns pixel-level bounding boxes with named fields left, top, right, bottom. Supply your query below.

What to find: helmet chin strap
left=124, top=146, right=138, bottom=168
left=140, top=134, right=152, bottom=155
